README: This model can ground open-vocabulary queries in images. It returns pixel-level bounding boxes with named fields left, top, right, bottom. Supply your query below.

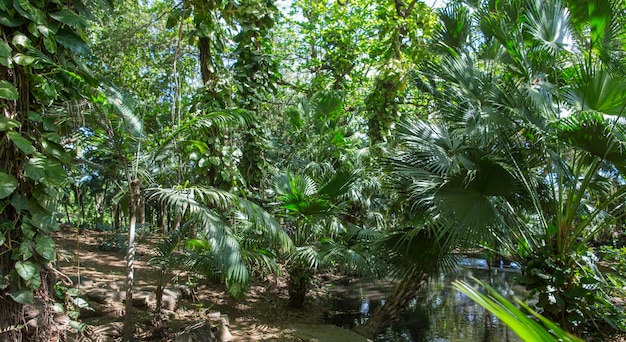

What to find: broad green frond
left=564, top=67, right=626, bottom=116
left=556, top=111, right=626, bottom=167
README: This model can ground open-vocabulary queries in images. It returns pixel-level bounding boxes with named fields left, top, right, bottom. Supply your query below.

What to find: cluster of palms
left=106, top=0, right=626, bottom=339
left=382, top=0, right=626, bottom=338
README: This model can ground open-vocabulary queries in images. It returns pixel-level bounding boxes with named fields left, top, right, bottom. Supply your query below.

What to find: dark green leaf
left=11, top=193, right=29, bottom=211
left=7, top=131, right=36, bottom=154
left=56, top=28, right=90, bottom=54
left=0, top=172, right=18, bottom=199
left=0, top=40, right=11, bottom=57
left=166, top=8, right=181, bottom=29
left=0, top=10, right=25, bottom=27
left=49, top=10, right=88, bottom=29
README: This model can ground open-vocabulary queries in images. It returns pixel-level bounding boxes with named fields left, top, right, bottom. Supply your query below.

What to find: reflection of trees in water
left=373, top=268, right=521, bottom=342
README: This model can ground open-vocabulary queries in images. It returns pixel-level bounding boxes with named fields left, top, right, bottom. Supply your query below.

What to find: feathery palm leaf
left=148, top=185, right=292, bottom=296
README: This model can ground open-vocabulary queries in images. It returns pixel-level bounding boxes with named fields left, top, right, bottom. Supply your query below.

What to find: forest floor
left=53, top=228, right=368, bottom=342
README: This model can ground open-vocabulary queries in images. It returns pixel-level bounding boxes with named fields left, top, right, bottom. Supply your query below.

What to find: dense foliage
left=1, top=0, right=625, bottom=340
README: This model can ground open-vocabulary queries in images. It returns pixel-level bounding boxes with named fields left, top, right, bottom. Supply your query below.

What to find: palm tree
left=353, top=116, right=524, bottom=339
left=271, top=170, right=380, bottom=308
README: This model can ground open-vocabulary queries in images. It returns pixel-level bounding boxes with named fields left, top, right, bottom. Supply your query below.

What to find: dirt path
left=53, top=229, right=355, bottom=341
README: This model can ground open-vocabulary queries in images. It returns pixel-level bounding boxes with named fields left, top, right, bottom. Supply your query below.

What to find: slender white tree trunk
left=122, top=178, right=141, bottom=341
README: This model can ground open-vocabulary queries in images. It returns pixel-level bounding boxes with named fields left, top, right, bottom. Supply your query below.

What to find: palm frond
left=564, top=67, right=626, bottom=116
left=453, top=278, right=583, bottom=341
left=524, top=0, right=574, bottom=54
left=147, top=184, right=293, bottom=297
left=556, top=111, right=626, bottom=168
left=152, top=108, right=253, bottom=162
left=436, top=3, right=472, bottom=54
left=100, top=84, right=143, bottom=138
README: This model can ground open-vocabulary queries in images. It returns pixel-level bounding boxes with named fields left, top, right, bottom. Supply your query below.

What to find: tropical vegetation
left=1, top=0, right=625, bottom=340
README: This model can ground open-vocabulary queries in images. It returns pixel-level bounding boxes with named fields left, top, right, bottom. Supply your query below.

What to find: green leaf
left=14, top=0, right=47, bottom=24
left=0, top=40, right=11, bottom=57
left=49, top=10, right=88, bottom=29
left=15, top=260, right=38, bottom=281
left=0, top=172, right=18, bottom=199
left=44, top=159, right=66, bottom=185
left=24, top=155, right=46, bottom=182
left=56, top=28, right=90, bottom=54
left=0, top=10, right=25, bottom=27
left=10, top=289, right=33, bottom=304
left=12, top=32, right=32, bottom=47
left=30, top=214, right=59, bottom=233
left=0, top=233, right=5, bottom=246
left=69, top=320, right=87, bottom=332
left=7, top=131, right=36, bottom=154
left=43, top=34, right=57, bottom=53
left=166, top=8, right=181, bottom=29
left=19, top=240, right=33, bottom=259
left=13, top=53, right=36, bottom=66
left=41, top=139, right=71, bottom=164
left=28, top=111, right=42, bottom=122
left=0, top=117, right=21, bottom=131
left=0, top=80, right=19, bottom=100
left=35, top=234, right=56, bottom=261
left=11, top=193, right=29, bottom=211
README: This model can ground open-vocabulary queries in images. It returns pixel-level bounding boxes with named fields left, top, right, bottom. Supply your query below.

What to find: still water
left=326, top=265, right=524, bottom=342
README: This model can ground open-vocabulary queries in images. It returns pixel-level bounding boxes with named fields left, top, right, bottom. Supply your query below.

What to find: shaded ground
left=53, top=228, right=367, bottom=341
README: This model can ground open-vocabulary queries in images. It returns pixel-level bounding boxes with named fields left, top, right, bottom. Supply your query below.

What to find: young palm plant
left=271, top=170, right=380, bottom=308
left=149, top=184, right=293, bottom=298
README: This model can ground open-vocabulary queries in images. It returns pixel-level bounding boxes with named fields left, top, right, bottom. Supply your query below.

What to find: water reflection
left=326, top=267, right=523, bottom=342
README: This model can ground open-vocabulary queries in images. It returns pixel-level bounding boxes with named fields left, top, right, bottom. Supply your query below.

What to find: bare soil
left=53, top=228, right=354, bottom=341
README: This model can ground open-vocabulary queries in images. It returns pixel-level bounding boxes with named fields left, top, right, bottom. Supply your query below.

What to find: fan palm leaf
left=525, top=0, right=574, bottom=54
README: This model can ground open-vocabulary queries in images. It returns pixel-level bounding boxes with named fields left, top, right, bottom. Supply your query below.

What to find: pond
left=325, top=262, right=525, bottom=342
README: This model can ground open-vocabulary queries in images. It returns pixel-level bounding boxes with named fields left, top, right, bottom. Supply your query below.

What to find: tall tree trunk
left=122, top=179, right=142, bottom=341
left=113, top=204, right=121, bottom=230
left=198, top=37, right=215, bottom=90
left=138, top=193, right=146, bottom=229
left=352, top=271, right=428, bottom=340
left=156, top=201, right=165, bottom=232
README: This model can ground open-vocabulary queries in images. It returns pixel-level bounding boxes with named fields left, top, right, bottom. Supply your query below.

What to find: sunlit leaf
left=0, top=80, right=18, bottom=100
left=35, top=235, right=56, bottom=261
left=15, top=260, right=38, bottom=281
left=0, top=172, right=18, bottom=199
